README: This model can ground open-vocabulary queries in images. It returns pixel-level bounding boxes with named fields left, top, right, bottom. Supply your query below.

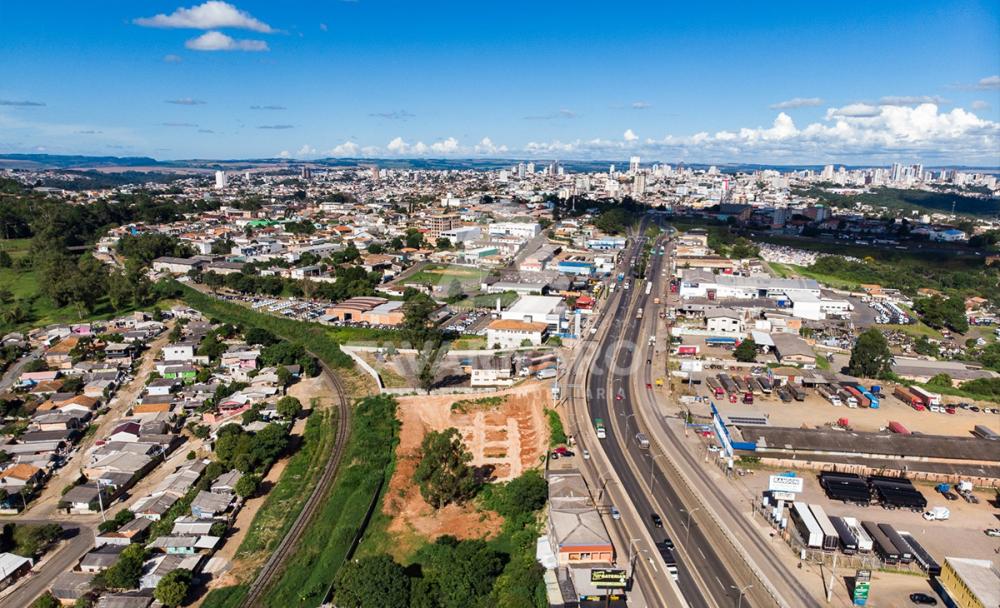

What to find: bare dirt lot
left=383, top=382, right=552, bottom=548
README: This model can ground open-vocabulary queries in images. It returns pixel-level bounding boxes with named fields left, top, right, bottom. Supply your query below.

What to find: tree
left=927, top=373, right=953, bottom=388
left=847, top=329, right=894, bottom=379
left=276, top=365, right=293, bottom=388
left=234, top=474, right=260, bottom=499
left=445, top=278, right=464, bottom=303
left=435, top=237, right=452, bottom=250
left=733, top=339, right=757, bottom=363
left=332, top=554, right=410, bottom=608
left=31, top=592, right=59, bottom=608
left=103, top=544, right=146, bottom=589
left=276, top=396, right=302, bottom=419
left=484, top=470, right=548, bottom=518
left=402, top=292, right=440, bottom=348
left=413, top=428, right=479, bottom=508
left=245, top=327, right=278, bottom=346
left=154, top=568, right=192, bottom=607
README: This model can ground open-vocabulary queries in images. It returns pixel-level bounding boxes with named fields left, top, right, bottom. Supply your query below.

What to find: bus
left=594, top=418, right=607, bottom=439
left=790, top=502, right=823, bottom=549
left=861, top=521, right=900, bottom=564
left=808, top=504, right=841, bottom=552
left=829, top=516, right=858, bottom=555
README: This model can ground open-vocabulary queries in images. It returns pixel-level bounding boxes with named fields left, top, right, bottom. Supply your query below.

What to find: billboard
left=590, top=569, right=627, bottom=589
left=768, top=475, right=804, bottom=494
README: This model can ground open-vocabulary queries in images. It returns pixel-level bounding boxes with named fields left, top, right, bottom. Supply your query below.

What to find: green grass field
left=0, top=238, right=31, bottom=258
left=878, top=322, right=943, bottom=340
left=0, top=266, right=134, bottom=332
left=764, top=262, right=861, bottom=290
left=405, top=263, right=488, bottom=286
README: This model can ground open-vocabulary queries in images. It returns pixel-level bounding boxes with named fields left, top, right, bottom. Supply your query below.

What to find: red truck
left=843, top=385, right=869, bottom=408
left=677, top=345, right=699, bottom=356
left=888, top=421, right=911, bottom=435
left=893, top=386, right=925, bottom=411
left=742, top=392, right=754, bottom=405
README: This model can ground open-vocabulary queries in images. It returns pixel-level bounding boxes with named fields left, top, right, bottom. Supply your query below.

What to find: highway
left=583, top=231, right=743, bottom=608
left=582, top=220, right=820, bottom=608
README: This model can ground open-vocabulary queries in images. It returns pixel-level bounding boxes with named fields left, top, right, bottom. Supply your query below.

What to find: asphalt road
left=587, top=234, right=743, bottom=608
left=0, top=523, right=93, bottom=608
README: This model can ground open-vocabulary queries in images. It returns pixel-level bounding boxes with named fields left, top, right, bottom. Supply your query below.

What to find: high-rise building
left=632, top=173, right=646, bottom=196
left=629, top=156, right=640, bottom=174
left=526, top=162, right=535, bottom=175
left=215, top=170, right=227, bottom=190
left=370, top=166, right=379, bottom=181
left=300, top=166, right=313, bottom=180
left=517, top=163, right=526, bottom=179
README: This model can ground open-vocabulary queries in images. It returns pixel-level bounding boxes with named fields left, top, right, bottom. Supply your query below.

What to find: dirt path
left=22, top=321, right=175, bottom=518
left=195, top=374, right=336, bottom=600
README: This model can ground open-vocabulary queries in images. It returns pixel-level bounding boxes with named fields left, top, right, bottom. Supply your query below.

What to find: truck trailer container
left=887, top=421, right=910, bottom=435
left=843, top=516, right=874, bottom=553
left=808, top=504, right=840, bottom=552
left=909, top=385, right=941, bottom=407
left=829, top=516, right=858, bottom=554
left=790, top=502, right=823, bottom=549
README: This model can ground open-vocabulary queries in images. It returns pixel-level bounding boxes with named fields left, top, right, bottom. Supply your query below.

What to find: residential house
left=95, top=516, right=153, bottom=547
left=140, top=554, right=202, bottom=590
left=80, top=545, right=124, bottom=573
left=189, top=490, right=232, bottom=520
left=0, top=553, right=33, bottom=591
left=0, top=463, right=45, bottom=493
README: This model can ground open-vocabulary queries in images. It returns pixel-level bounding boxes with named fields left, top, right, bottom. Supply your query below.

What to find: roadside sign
left=768, top=475, right=804, bottom=493
left=853, top=569, right=871, bottom=606
left=590, top=569, right=627, bottom=589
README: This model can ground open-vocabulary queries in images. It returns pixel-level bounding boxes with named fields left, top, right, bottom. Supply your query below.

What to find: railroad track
left=240, top=358, right=352, bottom=608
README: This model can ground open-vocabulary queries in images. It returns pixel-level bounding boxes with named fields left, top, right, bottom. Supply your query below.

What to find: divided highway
left=585, top=233, right=741, bottom=608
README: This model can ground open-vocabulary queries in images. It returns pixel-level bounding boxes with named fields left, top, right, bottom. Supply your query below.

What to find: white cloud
left=631, top=101, right=651, bottom=110
left=278, top=150, right=290, bottom=158
left=623, top=129, right=638, bottom=142
left=135, top=1, right=274, bottom=32
left=296, top=144, right=317, bottom=157
left=770, top=97, right=823, bottom=110
left=520, top=103, right=999, bottom=164
left=971, top=100, right=990, bottom=111
left=474, top=137, right=507, bottom=154
left=430, top=137, right=459, bottom=153
left=185, top=31, right=268, bottom=51
left=826, top=103, right=880, bottom=118
left=328, top=141, right=360, bottom=156
left=879, top=95, right=949, bottom=106
left=386, top=137, right=409, bottom=153
left=976, top=75, right=1000, bottom=90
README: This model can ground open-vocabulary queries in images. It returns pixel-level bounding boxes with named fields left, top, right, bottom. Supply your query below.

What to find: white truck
left=922, top=506, right=950, bottom=521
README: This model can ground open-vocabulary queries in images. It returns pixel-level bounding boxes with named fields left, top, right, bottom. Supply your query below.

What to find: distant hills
left=1, top=153, right=997, bottom=174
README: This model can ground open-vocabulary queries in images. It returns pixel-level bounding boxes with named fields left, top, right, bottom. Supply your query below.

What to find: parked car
left=985, top=528, right=1000, bottom=537
left=909, top=593, right=937, bottom=606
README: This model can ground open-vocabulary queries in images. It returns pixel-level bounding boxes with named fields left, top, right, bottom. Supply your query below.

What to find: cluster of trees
left=794, top=185, right=1000, bottom=218
left=94, top=544, right=146, bottom=590
left=413, top=428, right=479, bottom=508
left=260, top=341, right=320, bottom=376
left=913, top=295, right=969, bottom=333
left=333, top=470, right=548, bottom=608
left=733, top=338, right=757, bottom=363
left=117, top=233, right=193, bottom=266
left=0, top=522, right=63, bottom=557
left=847, top=329, right=895, bottom=379
left=214, top=423, right=289, bottom=473
left=809, top=255, right=998, bottom=303
left=198, top=263, right=383, bottom=303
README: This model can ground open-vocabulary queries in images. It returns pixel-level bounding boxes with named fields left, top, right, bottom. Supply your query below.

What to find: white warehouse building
left=488, top=222, right=542, bottom=240
left=679, top=270, right=821, bottom=300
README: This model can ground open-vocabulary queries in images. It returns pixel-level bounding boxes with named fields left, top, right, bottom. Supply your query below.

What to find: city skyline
left=2, top=0, right=999, bottom=164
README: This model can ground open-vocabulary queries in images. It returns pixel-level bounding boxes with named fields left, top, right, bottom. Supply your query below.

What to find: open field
left=0, top=237, right=31, bottom=258
left=367, top=382, right=551, bottom=561
left=403, top=263, right=488, bottom=287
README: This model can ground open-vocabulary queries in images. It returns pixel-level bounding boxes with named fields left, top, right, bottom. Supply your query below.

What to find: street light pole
left=621, top=412, right=636, bottom=438
left=680, top=507, right=702, bottom=543
left=731, top=584, right=754, bottom=608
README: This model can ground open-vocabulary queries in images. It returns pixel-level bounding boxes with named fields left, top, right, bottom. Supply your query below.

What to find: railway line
left=239, top=358, right=352, bottom=608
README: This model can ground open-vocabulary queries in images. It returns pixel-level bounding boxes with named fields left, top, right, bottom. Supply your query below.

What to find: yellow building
left=938, top=557, right=1000, bottom=608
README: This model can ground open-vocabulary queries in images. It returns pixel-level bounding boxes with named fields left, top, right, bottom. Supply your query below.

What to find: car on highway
left=650, top=513, right=663, bottom=528
left=616, top=389, right=624, bottom=400
left=645, top=382, right=652, bottom=389
left=582, top=449, right=590, bottom=460
left=908, top=593, right=937, bottom=606
left=985, top=528, right=1000, bottom=537
left=610, top=506, right=621, bottom=520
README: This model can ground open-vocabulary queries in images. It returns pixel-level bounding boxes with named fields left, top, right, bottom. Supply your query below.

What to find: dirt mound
left=383, top=382, right=553, bottom=552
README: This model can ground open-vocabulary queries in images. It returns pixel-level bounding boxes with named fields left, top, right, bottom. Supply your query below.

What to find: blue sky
left=1, top=1, right=999, bottom=164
